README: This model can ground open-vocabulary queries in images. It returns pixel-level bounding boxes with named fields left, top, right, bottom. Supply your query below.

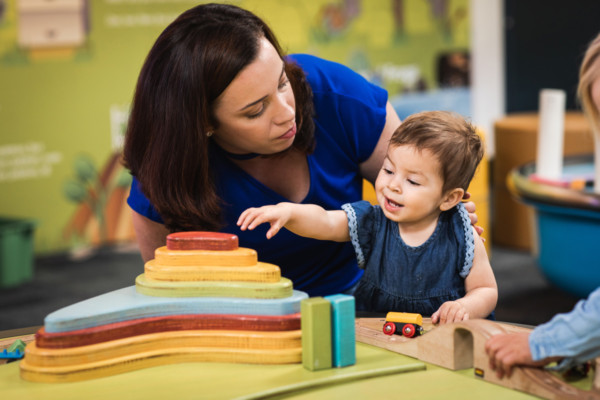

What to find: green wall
left=0, top=0, right=469, bottom=254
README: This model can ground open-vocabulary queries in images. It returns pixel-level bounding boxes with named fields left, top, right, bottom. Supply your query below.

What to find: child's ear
left=439, top=188, right=464, bottom=211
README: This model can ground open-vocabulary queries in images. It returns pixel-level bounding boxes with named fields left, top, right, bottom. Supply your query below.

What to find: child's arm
left=237, top=202, right=350, bottom=241
left=431, top=227, right=498, bottom=324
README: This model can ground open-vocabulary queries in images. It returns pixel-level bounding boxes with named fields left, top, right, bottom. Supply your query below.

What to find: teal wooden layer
left=44, top=286, right=308, bottom=333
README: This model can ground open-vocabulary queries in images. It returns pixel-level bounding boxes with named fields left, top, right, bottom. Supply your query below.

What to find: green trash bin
left=0, top=217, right=36, bottom=288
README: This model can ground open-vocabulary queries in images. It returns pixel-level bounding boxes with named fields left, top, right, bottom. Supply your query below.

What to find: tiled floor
left=0, top=243, right=581, bottom=331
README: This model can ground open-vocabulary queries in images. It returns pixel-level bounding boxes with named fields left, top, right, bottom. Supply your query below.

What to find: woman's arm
left=131, top=211, right=170, bottom=262
left=359, top=102, right=401, bottom=184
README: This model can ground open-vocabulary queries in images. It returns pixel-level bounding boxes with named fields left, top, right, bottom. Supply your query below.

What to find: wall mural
left=0, top=0, right=470, bottom=255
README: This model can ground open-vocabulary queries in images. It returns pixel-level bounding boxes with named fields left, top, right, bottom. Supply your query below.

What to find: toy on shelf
left=382, top=312, right=424, bottom=338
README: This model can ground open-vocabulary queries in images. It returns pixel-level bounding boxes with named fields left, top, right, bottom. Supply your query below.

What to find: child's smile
left=384, top=196, right=404, bottom=212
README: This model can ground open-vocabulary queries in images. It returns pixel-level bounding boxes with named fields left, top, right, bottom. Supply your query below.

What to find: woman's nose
left=273, top=93, right=295, bottom=125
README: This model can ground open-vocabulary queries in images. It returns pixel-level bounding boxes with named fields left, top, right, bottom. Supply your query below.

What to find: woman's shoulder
left=287, top=53, right=378, bottom=97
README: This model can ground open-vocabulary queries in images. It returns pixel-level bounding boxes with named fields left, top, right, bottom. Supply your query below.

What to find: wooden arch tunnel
left=356, top=318, right=600, bottom=400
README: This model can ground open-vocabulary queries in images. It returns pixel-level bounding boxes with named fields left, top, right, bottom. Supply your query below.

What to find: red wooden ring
left=166, top=231, right=238, bottom=250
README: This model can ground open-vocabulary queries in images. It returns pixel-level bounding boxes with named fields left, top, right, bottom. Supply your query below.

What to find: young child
left=238, top=111, right=497, bottom=324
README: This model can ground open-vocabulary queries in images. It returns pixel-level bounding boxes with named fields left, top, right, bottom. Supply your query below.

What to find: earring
left=206, top=130, right=213, bottom=137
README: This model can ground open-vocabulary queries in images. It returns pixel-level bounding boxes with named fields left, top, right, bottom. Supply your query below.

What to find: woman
left=123, top=3, right=474, bottom=297
left=485, top=32, right=600, bottom=378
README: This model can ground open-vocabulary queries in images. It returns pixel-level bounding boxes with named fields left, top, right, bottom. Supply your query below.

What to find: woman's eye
left=247, top=106, right=265, bottom=119
left=279, top=76, right=290, bottom=90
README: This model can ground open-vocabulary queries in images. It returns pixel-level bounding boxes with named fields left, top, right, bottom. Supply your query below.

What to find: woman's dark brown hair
left=123, top=3, right=314, bottom=232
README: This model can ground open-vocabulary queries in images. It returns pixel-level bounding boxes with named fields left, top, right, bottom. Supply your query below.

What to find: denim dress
left=341, top=201, right=474, bottom=315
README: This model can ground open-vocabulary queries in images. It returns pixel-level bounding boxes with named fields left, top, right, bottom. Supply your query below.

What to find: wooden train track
left=356, top=318, right=600, bottom=400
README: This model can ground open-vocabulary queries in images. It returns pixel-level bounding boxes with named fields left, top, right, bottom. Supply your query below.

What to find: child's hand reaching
left=431, top=301, right=469, bottom=324
left=237, top=203, right=293, bottom=239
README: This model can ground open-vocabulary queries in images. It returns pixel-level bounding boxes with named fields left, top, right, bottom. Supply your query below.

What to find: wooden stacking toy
left=20, top=232, right=308, bottom=382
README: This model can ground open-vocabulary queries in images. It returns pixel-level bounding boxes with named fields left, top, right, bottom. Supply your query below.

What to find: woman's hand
left=462, top=193, right=484, bottom=237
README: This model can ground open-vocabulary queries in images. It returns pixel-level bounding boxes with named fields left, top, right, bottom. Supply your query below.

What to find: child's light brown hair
left=389, top=111, right=484, bottom=193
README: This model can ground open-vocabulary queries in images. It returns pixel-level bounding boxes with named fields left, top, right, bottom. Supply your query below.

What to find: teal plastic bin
left=0, top=217, right=36, bottom=288
left=508, top=155, right=600, bottom=298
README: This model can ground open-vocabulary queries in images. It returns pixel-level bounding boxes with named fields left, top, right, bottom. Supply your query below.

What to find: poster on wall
left=0, top=0, right=470, bottom=256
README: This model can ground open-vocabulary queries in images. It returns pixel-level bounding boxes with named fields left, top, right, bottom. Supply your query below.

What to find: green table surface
left=1, top=337, right=537, bottom=400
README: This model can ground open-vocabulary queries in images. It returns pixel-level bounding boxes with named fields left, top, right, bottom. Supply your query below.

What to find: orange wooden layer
left=166, top=231, right=238, bottom=250
left=36, top=313, right=301, bottom=349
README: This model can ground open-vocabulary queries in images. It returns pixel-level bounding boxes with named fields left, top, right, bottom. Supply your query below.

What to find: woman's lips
left=279, top=123, right=297, bottom=140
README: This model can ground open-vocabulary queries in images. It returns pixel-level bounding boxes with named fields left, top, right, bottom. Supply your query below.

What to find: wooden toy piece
left=356, top=318, right=600, bottom=400
left=301, top=297, right=332, bottom=371
left=35, top=313, right=302, bottom=349
left=135, top=274, right=293, bottom=298
left=166, top=231, right=238, bottom=251
left=44, top=286, right=308, bottom=333
left=0, top=348, right=24, bottom=360
left=324, top=294, right=356, bottom=368
left=24, top=329, right=302, bottom=367
left=21, top=338, right=302, bottom=383
left=144, top=259, right=281, bottom=282
left=154, top=246, right=257, bottom=267
left=382, top=312, right=424, bottom=338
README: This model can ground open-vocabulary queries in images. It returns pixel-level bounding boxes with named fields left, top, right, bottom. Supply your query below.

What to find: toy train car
left=382, top=312, right=424, bottom=338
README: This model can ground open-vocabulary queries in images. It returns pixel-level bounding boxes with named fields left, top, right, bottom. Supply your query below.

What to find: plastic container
left=530, top=203, right=600, bottom=298
left=0, top=217, right=36, bottom=288
left=507, top=155, right=600, bottom=298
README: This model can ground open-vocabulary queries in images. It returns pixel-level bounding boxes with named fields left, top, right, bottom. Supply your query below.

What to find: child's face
left=375, top=144, right=446, bottom=225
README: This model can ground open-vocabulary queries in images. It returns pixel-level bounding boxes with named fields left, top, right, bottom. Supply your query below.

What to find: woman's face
left=211, top=37, right=297, bottom=155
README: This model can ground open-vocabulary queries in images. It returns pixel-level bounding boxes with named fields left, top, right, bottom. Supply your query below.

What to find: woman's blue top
left=342, top=201, right=475, bottom=315
left=127, top=54, right=388, bottom=296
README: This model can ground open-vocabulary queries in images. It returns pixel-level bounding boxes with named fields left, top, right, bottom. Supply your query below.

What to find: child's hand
left=237, top=204, right=292, bottom=239
left=431, top=301, right=469, bottom=324
left=485, top=332, right=539, bottom=378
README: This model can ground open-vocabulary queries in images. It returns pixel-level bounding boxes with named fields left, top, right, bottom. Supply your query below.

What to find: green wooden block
left=301, top=297, right=332, bottom=371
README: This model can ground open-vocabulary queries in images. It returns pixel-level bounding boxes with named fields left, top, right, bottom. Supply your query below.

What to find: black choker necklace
left=220, top=147, right=261, bottom=160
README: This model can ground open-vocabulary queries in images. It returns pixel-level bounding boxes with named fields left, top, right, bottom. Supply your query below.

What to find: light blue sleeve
left=529, top=287, right=600, bottom=369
